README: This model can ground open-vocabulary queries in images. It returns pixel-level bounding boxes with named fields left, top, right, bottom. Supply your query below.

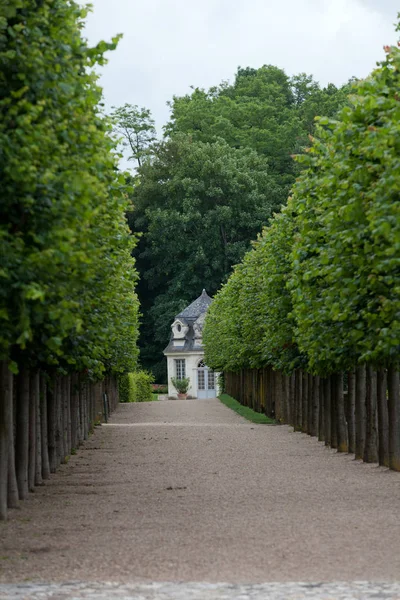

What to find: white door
left=197, top=361, right=216, bottom=399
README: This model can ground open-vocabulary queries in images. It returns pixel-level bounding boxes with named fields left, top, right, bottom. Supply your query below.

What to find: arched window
left=198, top=359, right=206, bottom=368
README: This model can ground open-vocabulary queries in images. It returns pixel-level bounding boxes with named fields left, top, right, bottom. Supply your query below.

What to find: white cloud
left=83, top=0, right=398, bottom=134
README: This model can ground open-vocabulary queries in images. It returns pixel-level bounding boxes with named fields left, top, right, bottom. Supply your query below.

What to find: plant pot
left=177, top=393, right=187, bottom=400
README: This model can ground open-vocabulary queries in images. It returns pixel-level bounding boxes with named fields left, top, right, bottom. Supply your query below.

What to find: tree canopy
left=204, top=26, right=400, bottom=377
left=0, top=0, right=139, bottom=378
left=125, top=65, right=352, bottom=378
left=290, top=33, right=400, bottom=374
left=110, top=103, right=156, bottom=168
left=204, top=207, right=301, bottom=374
left=131, top=134, right=281, bottom=376
left=166, top=66, right=352, bottom=195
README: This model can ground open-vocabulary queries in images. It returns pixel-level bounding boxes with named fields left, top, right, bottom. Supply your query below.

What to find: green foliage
left=219, top=394, right=275, bottom=424
left=204, top=21, right=400, bottom=376
left=171, top=376, right=190, bottom=394
left=204, top=208, right=301, bottom=373
left=0, top=0, right=139, bottom=377
left=133, top=133, right=281, bottom=368
left=110, top=103, right=156, bottom=168
left=256, top=209, right=304, bottom=372
left=291, top=74, right=354, bottom=134
left=217, top=373, right=225, bottom=394
left=118, top=373, right=133, bottom=403
left=290, top=32, right=400, bottom=373
left=203, top=264, right=244, bottom=372
left=131, top=370, right=155, bottom=402
left=132, top=65, right=350, bottom=373
left=119, top=371, right=154, bottom=402
left=166, top=66, right=351, bottom=191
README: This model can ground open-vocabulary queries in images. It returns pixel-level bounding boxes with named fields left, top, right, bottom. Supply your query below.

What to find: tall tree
left=132, top=134, right=281, bottom=377
left=166, top=66, right=352, bottom=194
left=131, top=66, right=352, bottom=377
left=111, top=103, right=156, bottom=168
left=0, top=0, right=140, bottom=380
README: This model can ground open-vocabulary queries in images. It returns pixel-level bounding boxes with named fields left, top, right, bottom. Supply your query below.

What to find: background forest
left=114, top=67, right=354, bottom=380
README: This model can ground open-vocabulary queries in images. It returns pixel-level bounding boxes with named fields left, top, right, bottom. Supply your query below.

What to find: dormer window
left=172, top=319, right=187, bottom=339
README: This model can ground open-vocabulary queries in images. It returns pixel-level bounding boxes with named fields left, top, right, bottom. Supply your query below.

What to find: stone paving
left=1, top=581, right=400, bottom=599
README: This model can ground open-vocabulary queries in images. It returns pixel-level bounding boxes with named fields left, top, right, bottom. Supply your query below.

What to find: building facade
left=164, top=290, right=218, bottom=399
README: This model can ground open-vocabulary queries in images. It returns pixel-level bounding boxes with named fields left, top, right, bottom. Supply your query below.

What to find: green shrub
left=119, top=371, right=157, bottom=402
left=132, top=370, right=155, bottom=402
left=118, top=374, right=129, bottom=403
left=217, top=373, right=225, bottom=394
left=171, top=377, right=190, bottom=394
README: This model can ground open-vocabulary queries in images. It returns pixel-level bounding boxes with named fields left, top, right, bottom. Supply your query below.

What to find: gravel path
left=1, top=581, right=400, bottom=600
left=0, top=399, right=399, bottom=593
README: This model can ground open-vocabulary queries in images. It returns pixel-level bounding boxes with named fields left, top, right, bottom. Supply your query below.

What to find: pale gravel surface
left=1, top=581, right=400, bottom=599
left=0, top=399, right=399, bottom=595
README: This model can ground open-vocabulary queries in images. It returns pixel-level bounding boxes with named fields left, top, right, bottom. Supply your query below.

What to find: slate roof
left=163, top=327, right=204, bottom=354
left=176, top=289, right=212, bottom=321
left=164, top=290, right=212, bottom=355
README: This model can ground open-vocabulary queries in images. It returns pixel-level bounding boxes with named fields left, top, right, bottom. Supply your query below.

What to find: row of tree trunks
left=224, top=364, right=400, bottom=472
left=0, top=362, right=120, bottom=520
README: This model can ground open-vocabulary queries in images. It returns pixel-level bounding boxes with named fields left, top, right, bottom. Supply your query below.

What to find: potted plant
left=171, top=377, right=190, bottom=399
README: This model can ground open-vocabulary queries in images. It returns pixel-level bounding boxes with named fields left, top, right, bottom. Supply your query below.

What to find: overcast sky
left=84, top=0, right=399, bottom=134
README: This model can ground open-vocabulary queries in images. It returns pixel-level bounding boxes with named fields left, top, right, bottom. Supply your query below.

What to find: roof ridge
left=176, top=289, right=212, bottom=320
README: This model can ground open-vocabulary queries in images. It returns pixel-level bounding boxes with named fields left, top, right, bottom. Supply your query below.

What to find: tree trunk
left=35, top=372, right=42, bottom=486
left=40, top=375, right=50, bottom=480
left=64, top=376, right=71, bottom=458
left=47, top=379, right=57, bottom=473
left=324, top=376, right=331, bottom=447
left=276, top=371, right=284, bottom=422
left=289, top=373, right=296, bottom=427
left=308, top=373, right=313, bottom=436
left=87, top=381, right=91, bottom=432
left=56, top=376, right=63, bottom=464
left=78, top=377, right=84, bottom=444
left=294, top=370, right=302, bottom=431
left=334, top=373, right=348, bottom=452
left=62, top=376, right=68, bottom=461
left=88, top=382, right=93, bottom=433
left=28, top=372, right=37, bottom=492
left=297, top=370, right=303, bottom=430
left=318, top=379, right=325, bottom=442
left=347, top=370, right=356, bottom=454
left=302, top=371, right=308, bottom=433
left=387, top=366, right=400, bottom=471
left=266, top=368, right=272, bottom=417
left=16, top=367, right=30, bottom=500
left=280, top=373, right=286, bottom=423
left=311, top=375, right=320, bottom=438
left=355, top=364, right=366, bottom=460
left=331, top=374, right=338, bottom=449
left=70, top=374, right=79, bottom=450
left=0, top=361, right=12, bottom=519
left=284, top=374, right=291, bottom=424
left=377, top=369, right=389, bottom=468
left=364, top=366, right=379, bottom=463
left=8, top=370, right=19, bottom=510
left=254, top=370, right=259, bottom=414
left=82, top=382, right=88, bottom=440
